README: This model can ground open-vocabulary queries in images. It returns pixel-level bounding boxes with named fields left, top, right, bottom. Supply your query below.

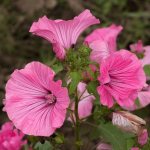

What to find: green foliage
left=34, top=141, right=53, bottom=150
left=126, top=138, right=135, bottom=150
left=93, top=105, right=112, bottom=122
left=40, top=48, right=55, bottom=64
left=98, top=123, right=135, bottom=150
left=91, top=0, right=126, bottom=15
left=69, top=72, right=81, bottom=94
left=51, top=62, right=63, bottom=74
left=144, top=65, right=150, bottom=76
left=65, top=45, right=91, bottom=71
left=143, top=138, right=150, bottom=150
left=54, top=133, right=65, bottom=144
left=87, top=81, right=99, bottom=99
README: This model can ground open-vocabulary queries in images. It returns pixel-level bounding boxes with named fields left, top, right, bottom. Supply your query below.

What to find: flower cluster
left=1, top=9, right=150, bottom=149
left=0, top=122, right=26, bottom=150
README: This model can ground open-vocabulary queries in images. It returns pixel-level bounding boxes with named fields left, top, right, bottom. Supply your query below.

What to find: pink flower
left=130, top=41, right=150, bottom=66
left=141, top=46, right=150, bottom=66
left=97, top=50, right=146, bottom=108
left=138, top=129, right=148, bottom=146
left=77, top=82, right=95, bottom=119
left=0, top=122, right=26, bottom=150
left=68, top=82, right=95, bottom=122
left=29, top=9, right=100, bottom=59
left=130, top=40, right=144, bottom=53
left=4, top=62, right=70, bottom=136
left=125, top=85, right=150, bottom=111
left=96, top=143, right=112, bottom=150
left=138, top=86, right=150, bottom=108
left=84, top=24, right=123, bottom=63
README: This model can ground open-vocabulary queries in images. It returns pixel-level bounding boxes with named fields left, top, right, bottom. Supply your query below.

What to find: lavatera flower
left=97, top=50, right=146, bottom=108
left=130, top=40, right=150, bottom=67
left=84, top=24, right=123, bottom=63
left=0, top=122, right=26, bottom=150
left=30, top=9, right=100, bottom=59
left=4, top=62, right=70, bottom=136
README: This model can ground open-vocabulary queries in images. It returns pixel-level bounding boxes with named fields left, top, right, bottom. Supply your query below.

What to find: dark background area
left=0, top=0, right=150, bottom=148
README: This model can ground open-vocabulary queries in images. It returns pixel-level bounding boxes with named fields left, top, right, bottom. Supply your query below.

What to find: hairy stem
left=75, top=89, right=81, bottom=150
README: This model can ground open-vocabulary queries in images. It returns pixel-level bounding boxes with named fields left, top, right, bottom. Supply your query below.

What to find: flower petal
left=98, top=50, right=146, bottom=108
left=97, top=85, right=114, bottom=108
left=85, top=24, right=123, bottom=63
left=141, top=46, right=150, bottom=66
left=30, top=10, right=100, bottom=59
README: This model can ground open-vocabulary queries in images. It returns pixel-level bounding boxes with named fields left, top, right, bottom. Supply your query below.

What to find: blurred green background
left=0, top=0, right=150, bottom=131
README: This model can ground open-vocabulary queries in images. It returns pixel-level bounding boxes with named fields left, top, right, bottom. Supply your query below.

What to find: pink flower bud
left=138, top=129, right=148, bottom=146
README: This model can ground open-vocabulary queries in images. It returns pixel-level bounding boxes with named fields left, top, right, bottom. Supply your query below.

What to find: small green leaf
left=69, top=72, right=81, bottom=94
left=135, top=98, right=141, bottom=107
left=51, top=63, right=63, bottom=74
left=55, top=133, right=64, bottom=144
left=87, top=81, right=99, bottom=99
left=55, top=136, right=63, bottom=144
left=144, top=65, right=150, bottom=76
left=34, top=140, right=53, bottom=150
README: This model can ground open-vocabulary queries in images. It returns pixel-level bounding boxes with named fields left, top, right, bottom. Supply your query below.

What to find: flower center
left=45, top=93, right=56, bottom=104
left=142, top=86, right=150, bottom=91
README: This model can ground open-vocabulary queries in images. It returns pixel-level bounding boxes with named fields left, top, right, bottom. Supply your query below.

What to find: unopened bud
left=112, top=111, right=146, bottom=135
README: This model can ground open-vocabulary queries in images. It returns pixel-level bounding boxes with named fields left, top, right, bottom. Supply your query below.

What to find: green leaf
left=87, top=81, right=99, bottom=99
left=126, top=138, right=135, bottom=150
left=144, top=65, right=150, bottom=76
left=143, top=138, right=150, bottom=150
left=55, top=133, right=65, bottom=144
left=89, top=126, right=102, bottom=140
left=34, top=140, right=53, bottom=150
left=69, top=72, right=81, bottom=94
left=51, top=63, right=63, bottom=74
left=98, top=123, right=129, bottom=150
left=135, top=98, right=141, bottom=107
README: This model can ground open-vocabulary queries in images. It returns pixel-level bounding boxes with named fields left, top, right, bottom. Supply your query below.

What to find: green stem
left=75, top=90, right=81, bottom=150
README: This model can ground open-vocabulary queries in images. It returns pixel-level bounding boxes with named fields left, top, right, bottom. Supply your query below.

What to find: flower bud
left=112, top=111, right=146, bottom=135
left=138, top=129, right=148, bottom=145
